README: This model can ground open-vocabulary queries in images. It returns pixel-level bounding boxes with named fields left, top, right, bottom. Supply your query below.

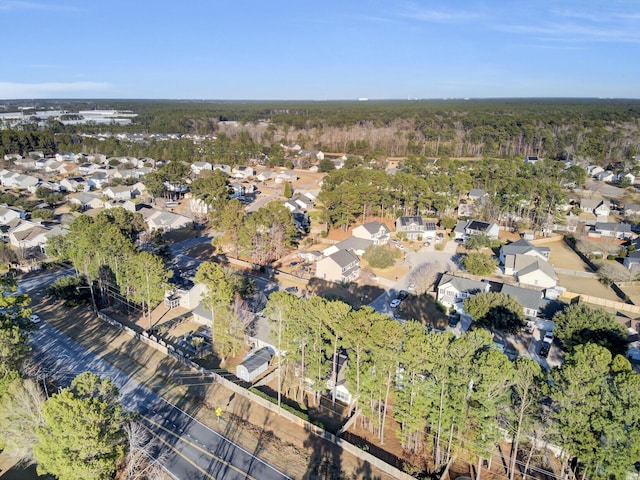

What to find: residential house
left=396, top=216, right=426, bottom=240
left=59, top=177, right=89, bottom=193
left=322, top=237, right=373, bottom=257
left=468, top=188, right=489, bottom=204
left=229, top=182, right=246, bottom=196
left=352, top=221, right=390, bottom=245
left=457, top=202, right=475, bottom=218
left=499, top=238, right=550, bottom=267
left=231, top=165, right=254, bottom=179
left=256, top=170, right=275, bottom=182
left=592, top=222, right=633, bottom=240
left=624, top=204, right=640, bottom=217
left=624, top=251, right=640, bottom=272
left=453, top=219, right=500, bottom=240
left=191, top=161, right=212, bottom=175
left=0, top=171, right=39, bottom=191
left=213, top=164, right=232, bottom=175
left=274, top=170, right=298, bottom=184
left=316, top=249, right=360, bottom=283
left=14, top=156, right=36, bottom=169
left=69, top=193, right=104, bottom=211
left=87, top=172, right=109, bottom=189
left=326, top=351, right=353, bottom=406
left=595, top=170, right=616, bottom=182
left=104, top=199, right=137, bottom=213
left=506, top=255, right=558, bottom=288
left=78, top=163, right=100, bottom=175
left=0, top=206, right=25, bottom=224
left=57, top=162, right=79, bottom=176
left=298, top=150, right=324, bottom=161
left=500, top=284, right=543, bottom=318
left=8, top=221, right=60, bottom=250
left=587, top=165, right=604, bottom=177
left=580, top=198, right=610, bottom=217
left=103, top=185, right=133, bottom=201
left=436, top=274, right=490, bottom=311
left=142, top=209, right=192, bottom=231
left=621, top=172, right=636, bottom=185
left=290, top=193, right=314, bottom=211
left=524, top=156, right=540, bottom=165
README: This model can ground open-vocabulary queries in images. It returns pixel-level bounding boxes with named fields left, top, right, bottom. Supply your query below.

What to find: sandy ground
left=29, top=295, right=397, bottom=480
left=546, top=240, right=594, bottom=272
left=556, top=274, right=621, bottom=301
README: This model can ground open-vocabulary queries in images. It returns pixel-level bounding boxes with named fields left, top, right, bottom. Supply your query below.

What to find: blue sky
left=1, top=0, right=639, bottom=99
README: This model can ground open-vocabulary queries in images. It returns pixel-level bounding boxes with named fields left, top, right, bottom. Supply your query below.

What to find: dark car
left=539, top=342, right=551, bottom=358
left=397, top=290, right=409, bottom=300
left=448, top=314, right=460, bottom=328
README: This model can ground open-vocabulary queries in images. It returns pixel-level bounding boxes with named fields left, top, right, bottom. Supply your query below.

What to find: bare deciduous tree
left=120, top=421, right=168, bottom=480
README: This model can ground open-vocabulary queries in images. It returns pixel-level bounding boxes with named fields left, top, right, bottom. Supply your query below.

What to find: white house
left=191, top=161, right=212, bottom=175
left=142, top=209, right=192, bottom=231
left=453, top=219, right=500, bottom=240
left=508, top=255, right=558, bottom=288
left=103, top=185, right=133, bottom=201
left=580, top=198, right=610, bottom=218
left=499, top=239, right=550, bottom=268
left=436, top=274, right=490, bottom=311
left=231, top=165, right=254, bottom=179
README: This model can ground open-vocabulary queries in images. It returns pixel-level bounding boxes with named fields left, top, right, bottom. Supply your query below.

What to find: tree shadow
left=306, top=278, right=385, bottom=307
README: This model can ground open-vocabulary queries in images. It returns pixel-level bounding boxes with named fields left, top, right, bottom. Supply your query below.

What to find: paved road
left=29, top=322, right=292, bottom=480
left=15, top=267, right=75, bottom=295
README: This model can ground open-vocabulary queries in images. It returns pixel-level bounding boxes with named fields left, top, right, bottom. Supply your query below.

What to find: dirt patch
left=546, top=240, right=594, bottom=272
left=556, top=274, right=621, bottom=301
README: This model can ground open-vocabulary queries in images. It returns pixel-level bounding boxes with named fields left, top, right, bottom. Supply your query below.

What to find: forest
left=2, top=98, right=640, bottom=163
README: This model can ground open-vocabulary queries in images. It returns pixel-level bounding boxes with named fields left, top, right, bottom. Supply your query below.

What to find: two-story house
left=316, top=249, right=360, bottom=283
left=352, top=221, right=390, bottom=245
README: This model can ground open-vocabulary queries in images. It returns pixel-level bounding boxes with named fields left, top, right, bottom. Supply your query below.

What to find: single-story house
left=524, top=156, right=540, bottom=165
left=0, top=206, right=25, bottom=224
left=231, top=165, right=254, bottom=179
left=624, top=204, right=640, bottom=217
left=580, top=198, right=610, bottom=217
left=453, top=219, right=500, bottom=240
left=104, top=199, right=137, bottom=213
left=322, top=236, right=373, bottom=257
left=592, top=222, right=633, bottom=240
left=468, top=188, right=489, bottom=203
left=191, top=161, right=212, bottom=175
left=103, top=185, right=133, bottom=201
left=436, top=274, right=490, bottom=311
left=69, top=193, right=104, bottom=210
left=142, top=210, right=192, bottom=231
left=508, top=255, right=558, bottom=288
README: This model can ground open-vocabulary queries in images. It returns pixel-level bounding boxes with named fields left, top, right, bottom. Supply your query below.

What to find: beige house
left=352, top=221, right=390, bottom=245
left=316, top=250, right=360, bottom=283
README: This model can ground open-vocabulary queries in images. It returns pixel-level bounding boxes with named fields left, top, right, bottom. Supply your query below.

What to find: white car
left=30, top=314, right=41, bottom=324
left=389, top=299, right=401, bottom=309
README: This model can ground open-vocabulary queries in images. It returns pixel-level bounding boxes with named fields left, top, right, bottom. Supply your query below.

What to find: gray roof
left=359, top=221, right=388, bottom=234
left=625, top=203, right=640, bottom=212
left=500, top=284, right=542, bottom=311
left=239, top=347, right=273, bottom=374
left=468, top=188, right=487, bottom=199
left=516, top=257, right=557, bottom=280
left=334, top=236, right=373, bottom=252
left=397, top=216, right=424, bottom=227
left=437, top=274, right=487, bottom=295
left=328, top=249, right=359, bottom=268
left=501, top=238, right=549, bottom=257
left=595, top=222, right=631, bottom=233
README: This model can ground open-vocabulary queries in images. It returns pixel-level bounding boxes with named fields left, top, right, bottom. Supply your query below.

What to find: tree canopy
left=463, top=291, right=525, bottom=332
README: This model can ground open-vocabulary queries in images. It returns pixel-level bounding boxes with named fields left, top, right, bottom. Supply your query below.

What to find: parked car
left=390, top=299, right=401, bottom=309
left=539, top=342, right=551, bottom=357
left=448, top=314, right=460, bottom=328
left=397, top=290, right=409, bottom=300
left=543, top=331, right=554, bottom=344
left=524, top=320, right=535, bottom=334
left=30, top=314, right=41, bottom=324
left=288, top=261, right=299, bottom=267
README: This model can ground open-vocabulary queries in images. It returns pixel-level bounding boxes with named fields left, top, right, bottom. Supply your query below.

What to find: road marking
left=142, top=416, right=259, bottom=480
left=140, top=423, right=216, bottom=480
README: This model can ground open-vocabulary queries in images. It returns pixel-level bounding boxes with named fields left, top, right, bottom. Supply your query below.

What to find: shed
left=236, top=347, right=274, bottom=382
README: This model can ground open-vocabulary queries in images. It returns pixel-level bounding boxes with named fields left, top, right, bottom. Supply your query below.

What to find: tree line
left=264, top=292, right=640, bottom=479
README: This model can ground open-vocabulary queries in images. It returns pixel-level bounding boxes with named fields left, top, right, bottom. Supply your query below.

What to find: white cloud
left=396, top=3, right=479, bottom=23
left=0, top=81, right=112, bottom=99
left=0, top=1, right=82, bottom=12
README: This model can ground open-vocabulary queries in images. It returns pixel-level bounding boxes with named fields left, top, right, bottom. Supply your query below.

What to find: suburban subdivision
left=1, top=99, right=640, bottom=480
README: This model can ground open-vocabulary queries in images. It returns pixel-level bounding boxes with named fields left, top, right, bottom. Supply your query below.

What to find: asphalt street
left=29, top=322, right=292, bottom=480
left=15, top=267, right=75, bottom=295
